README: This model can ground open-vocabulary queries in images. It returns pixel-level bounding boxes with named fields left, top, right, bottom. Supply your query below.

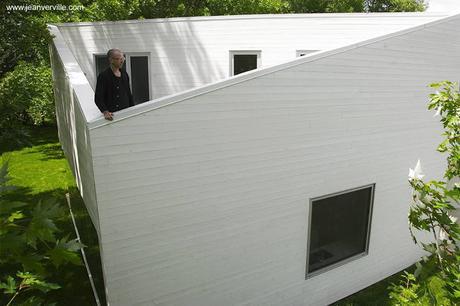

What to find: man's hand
left=103, top=111, right=113, bottom=121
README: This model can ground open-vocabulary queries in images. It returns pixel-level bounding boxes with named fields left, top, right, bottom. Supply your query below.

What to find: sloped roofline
left=84, top=12, right=458, bottom=129
left=54, top=12, right=447, bottom=27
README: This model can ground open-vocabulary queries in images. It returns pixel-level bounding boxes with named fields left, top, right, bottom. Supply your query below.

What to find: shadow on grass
left=26, top=142, right=66, bottom=161
left=1, top=186, right=107, bottom=306
left=0, top=125, right=60, bottom=155
left=331, top=269, right=403, bottom=306
left=331, top=261, right=450, bottom=306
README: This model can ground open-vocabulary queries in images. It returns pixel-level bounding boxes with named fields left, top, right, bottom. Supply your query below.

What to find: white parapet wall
left=56, top=12, right=447, bottom=100
left=49, top=25, right=101, bottom=233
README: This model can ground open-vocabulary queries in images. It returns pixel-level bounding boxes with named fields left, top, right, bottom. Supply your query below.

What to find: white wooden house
left=49, top=12, right=460, bottom=306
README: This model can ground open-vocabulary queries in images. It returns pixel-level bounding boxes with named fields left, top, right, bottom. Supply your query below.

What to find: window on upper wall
left=306, top=184, right=375, bottom=277
left=229, top=51, right=261, bottom=76
left=296, top=50, right=319, bottom=57
left=94, top=53, right=150, bottom=105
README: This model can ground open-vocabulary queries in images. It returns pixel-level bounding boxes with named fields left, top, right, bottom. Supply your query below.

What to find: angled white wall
left=86, top=14, right=460, bottom=306
left=57, top=13, right=446, bottom=100
left=49, top=26, right=100, bottom=233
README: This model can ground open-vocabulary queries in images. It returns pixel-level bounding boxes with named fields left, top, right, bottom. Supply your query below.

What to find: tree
left=0, top=0, right=92, bottom=78
left=0, top=62, right=55, bottom=126
left=289, top=0, right=425, bottom=12
left=366, top=0, right=425, bottom=12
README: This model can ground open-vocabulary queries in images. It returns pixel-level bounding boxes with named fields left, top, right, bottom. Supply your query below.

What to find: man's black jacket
left=94, top=67, right=134, bottom=113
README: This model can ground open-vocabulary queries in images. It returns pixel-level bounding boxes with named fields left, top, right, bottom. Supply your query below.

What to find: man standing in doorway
left=95, top=49, right=134, bottom=121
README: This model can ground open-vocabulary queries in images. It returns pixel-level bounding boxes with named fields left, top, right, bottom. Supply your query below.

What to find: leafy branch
left=389, top=81, right=460, bottom=304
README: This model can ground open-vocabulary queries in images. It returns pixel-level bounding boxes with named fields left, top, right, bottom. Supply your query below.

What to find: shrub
left=389, top=81, right=460, bottom=304
left=0, top=61, right=55, bottom=127
left=0, top=159, right=84, bottom=305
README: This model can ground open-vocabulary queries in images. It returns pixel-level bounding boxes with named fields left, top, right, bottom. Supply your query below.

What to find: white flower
left=434, top=106, right=442, bottom=117
left=439, top=228, right=448, bottom=241
left=409, top=159, right=424, bottom=181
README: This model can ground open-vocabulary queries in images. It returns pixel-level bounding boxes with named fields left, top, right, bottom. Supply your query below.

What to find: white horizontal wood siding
left=57, top=13, right=446, bottom=101
left=88, top=15, right=460, bottom=306
left=49, top=29, right=100, bottom=234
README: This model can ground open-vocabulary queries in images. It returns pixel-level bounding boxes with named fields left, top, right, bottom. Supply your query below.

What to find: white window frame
left=296, top=50, right=319, bottom=57
left=305, top=183, right=375, bottom=278
left=229, top=50, right=261, bottom=76
left=93, top=52, right=151, bottom=101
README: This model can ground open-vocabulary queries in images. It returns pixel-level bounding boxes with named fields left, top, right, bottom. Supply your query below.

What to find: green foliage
left=1, top=0, right=90, bottom=138
left=85, top=0, right=425, bottom=18
left=288, top=0, right=423, bottom=13
left=428, top=81, right=460, bottom=181
left=366, top=0, right=425, bottom=12
left=0, top=276, right=18, bottom=295
left=388, top=81, right=460, bottom=304
left=289, top=0, right=363, bottom=13
left=0, top=159, right=83, bottom=305
left=0, top=60, right=52, bottom=148
left=0, top=272, right=60, bottom=306
left=84, top=0, right=291, bottom=20
left=0, top=61, right=55, bottom=127
left=327, top=0, right=364, bottom=12
left=1, top=5, right=51, bottom=77
left=1, top=0, right=91, bottom=77
left=84, top=0, right=144, bottom=20
left=47, top=237, right=85, bottom=267
left=1, top=126, right=107, bottom=305
left=206, top=0, right=290, bottom=15
left=388, top=272, right=419, bottom=305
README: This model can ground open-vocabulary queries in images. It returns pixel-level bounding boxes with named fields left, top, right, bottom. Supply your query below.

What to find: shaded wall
left=49, top=33, right=100, bottom=234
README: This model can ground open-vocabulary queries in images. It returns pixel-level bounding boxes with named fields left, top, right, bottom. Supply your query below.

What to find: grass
left=333, top=263, right=452, bottom=306
left=1, top=126, right=105, bottom=306
left=332, top=270, right=403, bottom=306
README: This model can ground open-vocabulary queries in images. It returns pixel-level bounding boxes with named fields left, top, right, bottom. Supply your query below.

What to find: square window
left=233, top=54, right=257, bottom=75
left=306, top=184, right=374, bottom=276
left=229, top=51, right=261, bottom=76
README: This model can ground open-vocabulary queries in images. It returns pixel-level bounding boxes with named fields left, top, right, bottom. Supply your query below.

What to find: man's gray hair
left=107, top=48, right=123, bottom=60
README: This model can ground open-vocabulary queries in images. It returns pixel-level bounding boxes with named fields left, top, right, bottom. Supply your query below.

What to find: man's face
left=110, top=51, right=124, bottom=69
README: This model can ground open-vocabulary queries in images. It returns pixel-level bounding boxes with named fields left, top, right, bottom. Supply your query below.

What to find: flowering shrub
left=389, top=81, right=460, bottom=304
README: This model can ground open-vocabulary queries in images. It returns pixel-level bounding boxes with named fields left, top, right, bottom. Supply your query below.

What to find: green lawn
left=333, top=270, right=402, bottom=306
left=334, top=264, right=451, bottom=306
left=1, top=126, right=105, bottom=306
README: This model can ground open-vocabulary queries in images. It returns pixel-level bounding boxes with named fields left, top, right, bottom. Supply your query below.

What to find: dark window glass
left=233, top=54, right=258, bottom=75
left=307, top=185, right=374, bottom=274
left=130, top=56, right=150, bottom=104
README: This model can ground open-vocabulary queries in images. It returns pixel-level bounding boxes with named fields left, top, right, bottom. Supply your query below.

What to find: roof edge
left=88, top=12, right=460, bottom=130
